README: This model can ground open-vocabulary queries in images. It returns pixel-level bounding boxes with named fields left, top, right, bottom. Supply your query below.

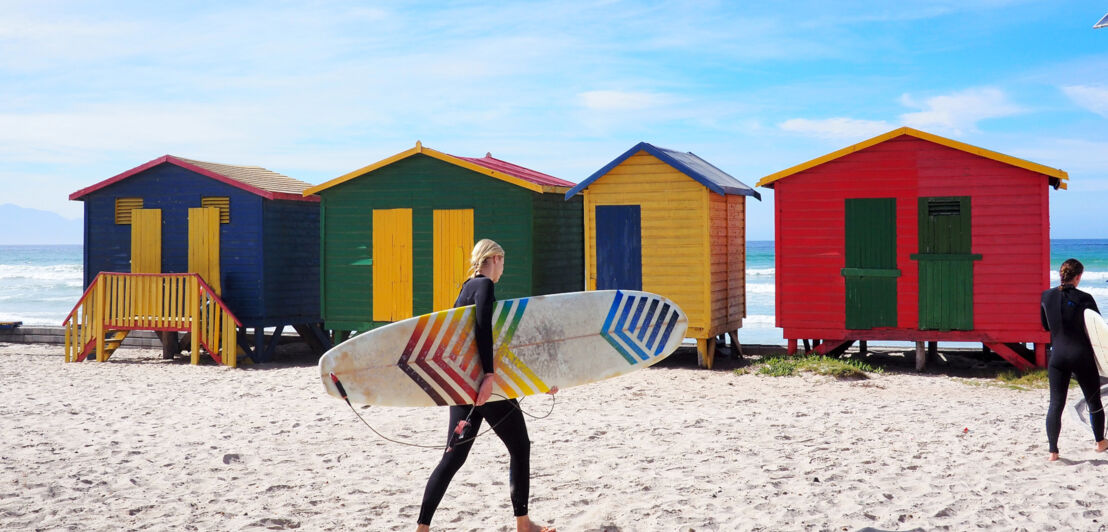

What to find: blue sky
left=2, top=0, right=1106, bottom=240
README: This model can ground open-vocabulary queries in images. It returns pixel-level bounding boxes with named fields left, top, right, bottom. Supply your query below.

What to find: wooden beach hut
left=303, top=142, right=583, bottom=339
left=66, top=155, right=326, bottom=365
left=565, top=142, right=762, bottom=368
left=755, top=127, right=1068, bottom=370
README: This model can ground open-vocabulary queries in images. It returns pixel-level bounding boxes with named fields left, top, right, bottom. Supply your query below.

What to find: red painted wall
left=773, top=136, right=1050, bottom=343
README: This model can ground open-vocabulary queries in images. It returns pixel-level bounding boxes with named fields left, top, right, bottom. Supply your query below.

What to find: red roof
left=454, top=153, right=575, bottom=188
left=70, top=155, right=320, bottom=202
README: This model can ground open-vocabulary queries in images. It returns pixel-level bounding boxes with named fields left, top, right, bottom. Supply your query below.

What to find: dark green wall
left=532, top=193, right=584, bottom=294
left=319, top=154, right=581, bottom=333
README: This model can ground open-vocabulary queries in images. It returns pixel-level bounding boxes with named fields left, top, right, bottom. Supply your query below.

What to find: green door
left=911, top=196, right=982, bottom=331
left=842, top=198, right=900, bottom=329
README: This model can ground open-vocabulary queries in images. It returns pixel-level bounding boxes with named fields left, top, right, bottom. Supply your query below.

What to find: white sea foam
left=1050, top=270, right=1108, bottom=283
left=742, top=314, right=778, bottom=327
left=745, top=283, right=776, bottom=294
left=0, top=264, right=82, bottom=283
left=746, top=268, right=775, bottom=277
left=1082, top=286, right=1108, bottom=299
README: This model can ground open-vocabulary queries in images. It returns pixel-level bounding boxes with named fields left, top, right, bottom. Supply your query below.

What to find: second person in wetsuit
left=1041, top=258, right=1107, bottom=461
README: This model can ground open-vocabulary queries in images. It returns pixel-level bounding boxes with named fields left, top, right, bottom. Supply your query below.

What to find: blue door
left=595, top=205, right=642, bottom=290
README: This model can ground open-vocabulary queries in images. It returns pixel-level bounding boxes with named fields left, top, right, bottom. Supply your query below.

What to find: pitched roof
left=565, top=142, right=761, bottom=200
left=454, top=154, right=575, bottom=188
left=303, top=142, right=573, bottom=196
left=70, top=155, right=319, bottom=202
left=755, top=127, right=1069, bottom=189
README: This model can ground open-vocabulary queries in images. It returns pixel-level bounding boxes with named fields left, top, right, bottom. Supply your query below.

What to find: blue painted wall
left=261, top=199, right=321, bottom=326
left=80, top=162, right=320, bottom=326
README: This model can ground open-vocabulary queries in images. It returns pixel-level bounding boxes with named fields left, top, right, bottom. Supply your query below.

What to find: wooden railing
left=63, top=273, right=242, bottom=367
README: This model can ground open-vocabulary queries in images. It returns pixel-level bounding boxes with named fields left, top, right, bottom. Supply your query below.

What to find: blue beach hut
left=66, top=155, right=326, bottom=364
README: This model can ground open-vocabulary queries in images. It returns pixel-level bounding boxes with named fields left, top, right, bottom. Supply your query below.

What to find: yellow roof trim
left=755, top=126, right=1069, bottom=188
left=304, top=141, right=570, bottom=196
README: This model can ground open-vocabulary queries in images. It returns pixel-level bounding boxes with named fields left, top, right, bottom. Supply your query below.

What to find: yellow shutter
left=200, top=197, right=230, bottom=223
left=372, top=209, right=413, bottom=321
left=116, top=198, right=143, bottom=224
left=433, top=209, right=474, bottom=311
left=188, top=207, right=222, bottom=295
left=130, top=209, right=162, bottom=273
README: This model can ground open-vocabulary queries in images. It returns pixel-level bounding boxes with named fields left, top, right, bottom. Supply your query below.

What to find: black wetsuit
left=1041, top=285, right=1103, bottom=453
left=417, top=275, right=531, bottom=525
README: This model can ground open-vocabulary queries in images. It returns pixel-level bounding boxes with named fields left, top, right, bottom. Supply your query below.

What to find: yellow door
left=433, top=209, right=474, bottom=311
left=188, top=207, right=222, bottom=295
left=130, top=209, right=162, bottom=273
left=372, top=209, right=413, bottom=321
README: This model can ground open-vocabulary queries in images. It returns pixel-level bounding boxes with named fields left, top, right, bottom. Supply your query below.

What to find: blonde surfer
left=416, top=239, right=556, bottom=532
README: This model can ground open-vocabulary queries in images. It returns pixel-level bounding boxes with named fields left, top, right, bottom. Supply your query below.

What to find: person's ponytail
left=1059, top=258, right=1084, bottom=287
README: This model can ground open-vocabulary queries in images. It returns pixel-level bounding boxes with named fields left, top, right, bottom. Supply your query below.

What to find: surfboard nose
left=601, top=289, right=688, bottom=364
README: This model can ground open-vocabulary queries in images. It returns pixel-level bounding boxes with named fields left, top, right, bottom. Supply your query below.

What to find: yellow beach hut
left=565, top=142, right=761, bottom=368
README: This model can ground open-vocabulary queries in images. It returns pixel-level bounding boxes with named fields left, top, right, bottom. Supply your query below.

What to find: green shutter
left=842, top=198, right=900, bottom=329
left=911, top=196, right=981, bottom=331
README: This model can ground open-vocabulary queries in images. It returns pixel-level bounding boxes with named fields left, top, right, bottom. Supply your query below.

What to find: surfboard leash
left=329, top=373, right=556, bottom=451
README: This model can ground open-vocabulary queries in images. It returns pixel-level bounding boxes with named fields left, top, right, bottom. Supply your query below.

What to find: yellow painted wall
left=372, top=208, right=413, bottom=321
left=188, top=207, right=222, bottom=294
left=433, top=209, right=474, bottom=311
left=130, top=209, right=162, bottom=274
left=583, top=152, right=712, bottom=333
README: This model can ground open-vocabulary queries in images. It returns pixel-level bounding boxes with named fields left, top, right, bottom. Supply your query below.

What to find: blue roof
left=566, top=142, right=762, bottom=200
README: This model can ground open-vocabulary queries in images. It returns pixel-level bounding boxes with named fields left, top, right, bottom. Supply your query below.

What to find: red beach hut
left=755, top=127, right=1068, bottom=370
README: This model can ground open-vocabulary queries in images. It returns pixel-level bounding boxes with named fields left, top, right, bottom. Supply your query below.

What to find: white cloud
left=778, top=87, right=1026, bottom=141
left=1061, top=85, right=1108, bottom=118
left=777, top=117, right=894, bottom=140
left=898, top=87, right=1023, bottom=134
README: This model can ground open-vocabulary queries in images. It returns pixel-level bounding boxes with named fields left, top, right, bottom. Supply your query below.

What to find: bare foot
left=516, top=515, right=556, bottom=532
left=1048, top=452, right=1060, bottom=461
left=1096, top=440, right=1108, bottom=453
left=415, top=525, right=430, bottom=532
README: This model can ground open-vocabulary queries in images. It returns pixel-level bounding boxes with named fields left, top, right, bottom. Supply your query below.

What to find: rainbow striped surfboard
left=319, top=290, right=688, bottom=407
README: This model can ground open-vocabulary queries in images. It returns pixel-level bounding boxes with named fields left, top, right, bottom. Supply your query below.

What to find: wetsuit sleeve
left=1041, top=301, right=1050, bottom=331
left=473, top=279, right=496, bottom=374
left=1089, top=295, right=1100, bottom=315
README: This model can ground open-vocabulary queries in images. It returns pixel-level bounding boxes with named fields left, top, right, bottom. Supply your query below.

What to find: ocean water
left=2, top=241, right=1106, bottom=345
left=0, top=245, right=83, bottom=326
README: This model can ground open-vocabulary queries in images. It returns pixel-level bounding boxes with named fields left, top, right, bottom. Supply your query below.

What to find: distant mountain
left=0, top=204, right=82, bottom=245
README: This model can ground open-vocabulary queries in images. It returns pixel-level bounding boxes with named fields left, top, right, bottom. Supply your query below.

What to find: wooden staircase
left=63, top=273, right=242, bottom=367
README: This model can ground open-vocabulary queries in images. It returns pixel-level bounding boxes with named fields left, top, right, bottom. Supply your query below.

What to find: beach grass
left=996, top=369, right=1050, bottom=389
left=740, top=354, right=881, bottom=379
left=956, top=369, right=1060, bottom=391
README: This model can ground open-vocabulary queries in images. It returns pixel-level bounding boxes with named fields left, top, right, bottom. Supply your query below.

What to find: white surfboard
left=1067, top=309, right=1108, bottom=425
left=320, top=290, right=688, bottom=407
left=1085, top=308, right=1108, bottom=377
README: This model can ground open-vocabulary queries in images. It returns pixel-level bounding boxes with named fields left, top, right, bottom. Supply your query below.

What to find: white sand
left=1, top=343, right=1104, bottom=531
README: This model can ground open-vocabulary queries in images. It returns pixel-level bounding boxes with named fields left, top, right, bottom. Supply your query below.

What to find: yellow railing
left=63, top=273, right=242, bottom=367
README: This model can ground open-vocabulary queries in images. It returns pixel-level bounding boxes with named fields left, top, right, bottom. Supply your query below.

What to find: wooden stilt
left=927, top=341, right=937, bottom=362
left=984, top=342, right=1034, bottom=372
left=159, top=331, right=179, bottom=359
left=802, top=339, right=811, bottom=353
left=858, top=340, right=867, bottom=354
left=728, top=330, right=743, bottom=358
left=915, top=341, right=926, bottom=371
left=787, top=338, right=798, bottom=355
left=696, top=338, right=717, bottom=369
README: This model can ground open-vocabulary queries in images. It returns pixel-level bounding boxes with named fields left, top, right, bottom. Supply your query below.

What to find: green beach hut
left=304, top=142, right=583, bottom=339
